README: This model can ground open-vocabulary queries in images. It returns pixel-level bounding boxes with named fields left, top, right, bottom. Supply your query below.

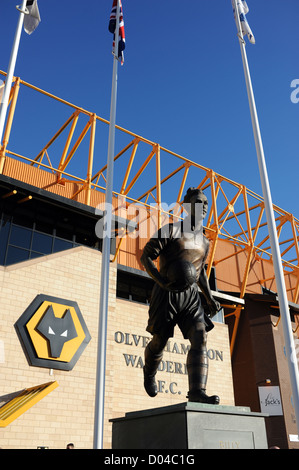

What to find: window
left=0, top=212, right=94, bottom=266
left=0, top=217, right=10, bottom=265
left=6, top=246, right=30, bottom=265
left=34, top=220, right=54, bottom=235
left=10, top=225, right=32, bottom=249
left=53, top=238, right=73, bottom=253
left=32, top=232, right=53, bottom=254
left=117, top=270, right=153, bottom=304
left=0, top=203, right=104, bottom=266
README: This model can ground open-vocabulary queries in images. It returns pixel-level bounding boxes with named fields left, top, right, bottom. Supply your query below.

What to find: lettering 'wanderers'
left=114, top=330, right=224, bottom=374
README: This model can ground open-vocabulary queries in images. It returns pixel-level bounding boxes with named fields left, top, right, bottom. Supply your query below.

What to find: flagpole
left=0, top=0, right=27, bottom=146
left=232, top=0, right=299, bottom=434
left=93, top=0, right=120, bottom=450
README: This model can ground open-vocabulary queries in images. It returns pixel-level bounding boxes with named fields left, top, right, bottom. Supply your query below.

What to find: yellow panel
left=0, top=381, right=58, bottom=427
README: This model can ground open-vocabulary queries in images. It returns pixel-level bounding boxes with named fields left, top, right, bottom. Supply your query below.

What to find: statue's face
left=187, top=191, right=208, bottom=219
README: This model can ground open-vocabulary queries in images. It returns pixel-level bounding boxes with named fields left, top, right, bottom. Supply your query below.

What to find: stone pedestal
left=110, top=402, right=268, bottom=449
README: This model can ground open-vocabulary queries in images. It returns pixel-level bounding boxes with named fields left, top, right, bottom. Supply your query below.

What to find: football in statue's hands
left=167, top=259, right=197, bottom=291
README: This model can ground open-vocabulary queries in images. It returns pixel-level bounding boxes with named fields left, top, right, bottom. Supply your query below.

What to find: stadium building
left=0, top=71, right=299, bottom=449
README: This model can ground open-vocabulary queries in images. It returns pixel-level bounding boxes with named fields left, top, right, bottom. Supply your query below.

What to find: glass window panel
left=12, top=214, right=33, bottom=229
left=75, top=231, right=96, bottom=247
left=117, top=290, right=130, bottom=300
left=32, top=232, right=53, bottom=254
left=53, top=238, right=73, bottom=253
left=35, top=221, right=54, bottom=235
left=0, top=219, right=11, bottom=265
left=30, top=252, right=45, bottom=260
left=55, top=226, right=73, bottom=241
left=0, top=214, right=11, bottom=226
left=10, top=225, right=32, bottom=249
left=6, top=246, right=30, bottom=265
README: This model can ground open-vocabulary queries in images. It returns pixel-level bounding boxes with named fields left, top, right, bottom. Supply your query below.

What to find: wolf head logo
left=37, top=305, right=78, bottom=358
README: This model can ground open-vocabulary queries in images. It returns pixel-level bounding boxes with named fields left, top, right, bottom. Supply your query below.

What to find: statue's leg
left=143, top=334, right=168, bottom=397
left=186, top=323, right=220, bottom=404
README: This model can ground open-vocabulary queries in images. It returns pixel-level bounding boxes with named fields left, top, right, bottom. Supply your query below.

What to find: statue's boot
left=186, top=347, right=220, bottom=405
left=187, top=389, right=220, bottom=404
left=143, top=344, right=163, bottom=397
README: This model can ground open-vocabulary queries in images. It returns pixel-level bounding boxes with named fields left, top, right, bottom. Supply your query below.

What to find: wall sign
left=114, top=330, right=225, bottom=396
left=15, top=294, right=91, bottom=371
left=258, top=386, right=283, bottom=416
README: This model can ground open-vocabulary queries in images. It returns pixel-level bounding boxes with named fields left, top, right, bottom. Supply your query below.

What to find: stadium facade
left=0, top=73, right=299, bottom=449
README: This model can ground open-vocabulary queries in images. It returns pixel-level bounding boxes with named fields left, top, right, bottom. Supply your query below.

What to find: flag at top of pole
left=109, top=0, right=126, bottom=64
left=24, top=0, right=41, bottom=35
left=232, top=0, right=255, bottom=44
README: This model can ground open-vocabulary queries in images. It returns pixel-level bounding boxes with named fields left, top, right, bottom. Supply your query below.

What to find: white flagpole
left=93, top=0, right=120, bottom=450
left=232, top=0, right=299, bottom=434
left=0, top=0, right=27, bottom=146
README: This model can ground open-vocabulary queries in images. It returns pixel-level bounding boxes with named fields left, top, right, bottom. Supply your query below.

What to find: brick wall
left=0, top=246, right=234, bottom=449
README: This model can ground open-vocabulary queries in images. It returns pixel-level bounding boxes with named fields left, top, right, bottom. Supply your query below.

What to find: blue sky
left=1, top=0, right=299, bottom=218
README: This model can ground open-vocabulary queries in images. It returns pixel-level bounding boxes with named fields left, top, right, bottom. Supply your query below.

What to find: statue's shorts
left=146, top=283, right=206, bottom=339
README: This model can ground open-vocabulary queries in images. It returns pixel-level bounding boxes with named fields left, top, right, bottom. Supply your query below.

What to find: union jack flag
left=109, top=0, right=126, bottom=64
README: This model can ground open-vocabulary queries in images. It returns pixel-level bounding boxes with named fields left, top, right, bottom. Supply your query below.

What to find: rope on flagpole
left=237, top=33, right=245, bottom=44
left=16, top=5, right=29, bottom=14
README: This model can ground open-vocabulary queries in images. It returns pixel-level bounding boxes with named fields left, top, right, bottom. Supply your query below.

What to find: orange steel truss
left=0, top=70, right=299, bottom=352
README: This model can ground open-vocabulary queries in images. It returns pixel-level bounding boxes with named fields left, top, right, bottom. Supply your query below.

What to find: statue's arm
left=140, top=253, right=168, bottom=290
left=140, top=225, right=174, bottom=291
left=197, top=267, right=221, bottom=318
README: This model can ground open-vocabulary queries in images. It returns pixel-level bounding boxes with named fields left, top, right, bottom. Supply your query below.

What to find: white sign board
left=258, top=386, right=283, bottom=416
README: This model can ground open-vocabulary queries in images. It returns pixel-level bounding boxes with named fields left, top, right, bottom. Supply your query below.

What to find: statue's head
left=183, top=187, right=208, bottom=219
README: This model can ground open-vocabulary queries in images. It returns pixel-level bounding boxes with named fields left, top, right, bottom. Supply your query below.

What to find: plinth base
left=110, top=402, right=268, bottom=449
